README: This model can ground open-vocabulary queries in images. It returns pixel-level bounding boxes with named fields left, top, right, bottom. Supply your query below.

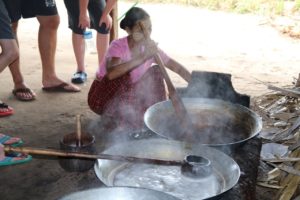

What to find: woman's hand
left=143, top=40, right=158, bottom=60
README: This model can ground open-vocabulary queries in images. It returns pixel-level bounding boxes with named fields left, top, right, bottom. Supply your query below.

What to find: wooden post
left=296, top=73, right=300, bottom=87
left=109, top=1, right=118, bottom=43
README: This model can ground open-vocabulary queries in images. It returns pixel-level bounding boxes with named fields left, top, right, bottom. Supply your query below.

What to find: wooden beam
left=109, top=1, right=118, bottom=43
left=296, top=73, right=300, bottom=87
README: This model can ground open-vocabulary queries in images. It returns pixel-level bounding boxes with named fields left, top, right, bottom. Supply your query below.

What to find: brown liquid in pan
left=156, top=110, right=252, bottom=144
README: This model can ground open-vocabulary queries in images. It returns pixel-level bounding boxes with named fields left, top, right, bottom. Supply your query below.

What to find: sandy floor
left=0, top=1, right=299, bottom=199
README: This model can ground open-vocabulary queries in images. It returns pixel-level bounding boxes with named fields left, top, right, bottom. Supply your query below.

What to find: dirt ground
left=0, top=1, right=299, bottom=200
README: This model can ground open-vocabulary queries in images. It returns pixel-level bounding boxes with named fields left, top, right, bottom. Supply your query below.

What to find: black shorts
left=3, top=0, right=58, bottom=23
left=0, top=0, right=14, bottom=39
left=63, top=0, right=109, bottom=35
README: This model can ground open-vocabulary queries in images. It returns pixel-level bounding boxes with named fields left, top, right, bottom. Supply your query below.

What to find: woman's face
left=130, top=18, right=152, bottom=42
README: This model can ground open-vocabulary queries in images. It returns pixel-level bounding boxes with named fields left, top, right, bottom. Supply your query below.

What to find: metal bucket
left=59, top=132, right=95, bottom=172
left=94, top=138, right=240, bottom=200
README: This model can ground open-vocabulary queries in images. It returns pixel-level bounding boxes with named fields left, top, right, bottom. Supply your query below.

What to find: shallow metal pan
left=144, top=98, right=262, bottom=147
left=59, top=187, right=181, bottom=200
left=94, top=138, right=240, bottom=200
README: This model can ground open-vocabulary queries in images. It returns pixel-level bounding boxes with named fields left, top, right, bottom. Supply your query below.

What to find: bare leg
left=96, top=32, right=109, bottom=67
left=0, top=25, right=17, bottom=112
left=0, top=39, right=18, bottom=72
left=72, top=32, right=85, bottom=72
left=36, top=15, right=80, bottom=91
left=0, top=38, right=18, bottom=113
left=7, top=22, right=35, bottom=100
left=8, top=22, right=24, bottom=88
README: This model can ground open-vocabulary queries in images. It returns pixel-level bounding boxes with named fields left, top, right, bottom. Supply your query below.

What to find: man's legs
left=36, top=15, right=80, bottom=91
left=72, top=32, right=85, bottom=73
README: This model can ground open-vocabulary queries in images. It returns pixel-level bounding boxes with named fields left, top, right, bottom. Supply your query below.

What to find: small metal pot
left=181, top=155, right=212, bottom=178
left=59, top=132, right=95, bottom=172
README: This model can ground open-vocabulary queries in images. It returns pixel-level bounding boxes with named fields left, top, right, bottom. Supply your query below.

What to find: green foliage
left=295, top=0, right=300, bottom=10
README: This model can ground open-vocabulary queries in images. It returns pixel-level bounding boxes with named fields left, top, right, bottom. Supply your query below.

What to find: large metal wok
left=94, top=139, right=240, bottom=200
left=59, top=187, right=180, bottom=200
left=144, top=98, right=262, bottom=147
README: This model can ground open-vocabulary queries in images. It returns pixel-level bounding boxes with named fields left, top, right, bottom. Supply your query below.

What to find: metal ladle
left=4, top=146, right=212, bottom=178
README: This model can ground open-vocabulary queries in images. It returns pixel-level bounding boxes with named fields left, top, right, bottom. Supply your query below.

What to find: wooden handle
left=138, top=22, right=191, bottom=125
left=76, top=114, right=82, bottom=147
left=4, top=146, right=183, bottom=166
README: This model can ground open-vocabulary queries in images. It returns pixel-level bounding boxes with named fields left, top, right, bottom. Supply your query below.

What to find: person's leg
left=0, top=39, right=18, bottom=72
left=72, top=32, right=85, bottom=73
left=71, top=32, right=87, bottom=84
left=36, top=15, right=59, bottom=86
left=3, top=0, right=35, bottom=100
left=36, top=15, right=80, bottom=91
left=7, top=22, right=36, bottom=101
left=88, top=0, right=110, bottom=66
left=96, top=33, right=109, bottom=66
left=64, top=0, right=85, bottom=73
left=0, top=0, right=18, bottom=71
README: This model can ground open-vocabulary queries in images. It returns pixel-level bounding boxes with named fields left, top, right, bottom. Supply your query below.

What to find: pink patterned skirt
left=88, top=66, right=166, bottom=129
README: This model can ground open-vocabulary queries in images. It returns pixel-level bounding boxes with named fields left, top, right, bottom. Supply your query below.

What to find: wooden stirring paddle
left=138, top=22, right=195, bottom=141
left=76, top=114, right=82, bottom=147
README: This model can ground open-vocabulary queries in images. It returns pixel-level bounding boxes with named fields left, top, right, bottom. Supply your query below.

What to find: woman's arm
left=106, top=40, right=158, bottom=80
left=164, top=58, right=192, bottom=83
left=106, top=56, right=146, bottom=80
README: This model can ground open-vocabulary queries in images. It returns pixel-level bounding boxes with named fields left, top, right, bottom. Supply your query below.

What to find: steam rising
left=88, top=66, right=166, bottom=149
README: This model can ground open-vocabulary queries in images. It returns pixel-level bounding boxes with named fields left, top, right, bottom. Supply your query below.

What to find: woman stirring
left=88, top=7, right=191, bottom=130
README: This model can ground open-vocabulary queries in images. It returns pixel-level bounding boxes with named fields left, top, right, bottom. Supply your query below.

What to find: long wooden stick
left=76, top=114, right=82, bottom=147
left=4, top=146, right=183, bottom=166
left=138, top=22, right=193, bottom=130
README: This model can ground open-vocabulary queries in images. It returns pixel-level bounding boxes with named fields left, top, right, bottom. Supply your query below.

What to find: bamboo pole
left=296, top=73, right=300, bottom=87
left=109, top=1, right=118, bottom=43
left=4, top=146, right=184, bottom=166
left=76, top=114, right=82, bottom=147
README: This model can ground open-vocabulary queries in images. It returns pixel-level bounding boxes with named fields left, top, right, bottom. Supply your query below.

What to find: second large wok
left=144, top=98, right=262, bottom=147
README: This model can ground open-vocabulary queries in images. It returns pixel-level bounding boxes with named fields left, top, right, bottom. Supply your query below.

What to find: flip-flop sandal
left=0, top=153, right=32, bottom=167
left=0, top=102, right=14, bottom=117
left=12, top=88, right=36, bottom=101
left=71, top=71, right=87, bottom=84
left=0, top=134, right=23, bottom=147
left=42, top=82, right=81, bottom=93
